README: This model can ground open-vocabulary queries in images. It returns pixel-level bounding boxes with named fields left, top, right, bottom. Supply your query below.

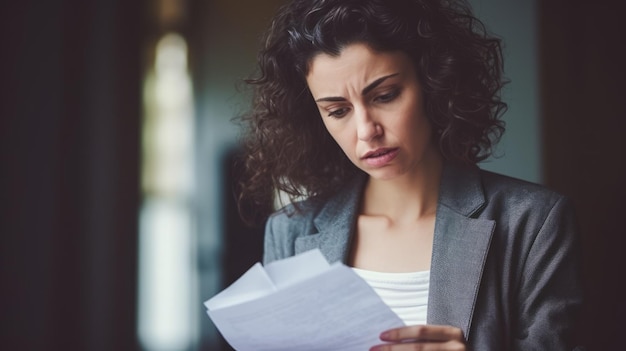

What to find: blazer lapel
left=294, top=174, right=367, bottom=263
left=427, top=163, right=495, bottom=339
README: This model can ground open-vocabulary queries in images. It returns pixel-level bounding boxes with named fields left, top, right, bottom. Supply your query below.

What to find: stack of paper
left=204, top=249, right=405, bottom=351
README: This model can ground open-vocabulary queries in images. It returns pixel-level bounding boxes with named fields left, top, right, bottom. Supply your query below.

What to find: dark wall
left=540, top=0, right=626, bottom=349
left=1, top=1, right=143, bottom=350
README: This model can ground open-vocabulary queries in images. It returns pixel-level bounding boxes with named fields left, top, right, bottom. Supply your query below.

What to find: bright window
left=137, top=33, right=198, bottom=351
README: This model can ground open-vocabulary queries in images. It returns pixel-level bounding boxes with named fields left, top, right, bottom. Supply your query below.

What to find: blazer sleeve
left=512, top=195, right=584, bottom=350
left=263, top=213, right=282, bottom=265
left=262, top=210, right=298, bottom=265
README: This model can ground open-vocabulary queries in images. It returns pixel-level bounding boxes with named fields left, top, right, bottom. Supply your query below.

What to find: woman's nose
left=356, top=109, right=382, bottom=141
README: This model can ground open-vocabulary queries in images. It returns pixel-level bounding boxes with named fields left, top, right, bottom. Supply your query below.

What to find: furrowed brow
left=314, top=73, right=400, bottom=103
left=361, top=73, right=399, bottom=96
left=315, top=96, right=347, bottom=103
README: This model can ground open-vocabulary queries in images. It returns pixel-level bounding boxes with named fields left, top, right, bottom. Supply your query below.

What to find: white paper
left=204, top=249, right=405, bottom=351
left=264, top=249, right=330, bottom=289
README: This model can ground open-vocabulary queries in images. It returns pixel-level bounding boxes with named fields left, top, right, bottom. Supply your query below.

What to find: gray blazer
left=263, top=162, right=584, bottom=350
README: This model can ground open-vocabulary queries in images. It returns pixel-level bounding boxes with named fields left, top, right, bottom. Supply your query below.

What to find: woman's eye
left=328, top=108, right=349, bottom=118
left=374, top=90, right=400, bottom=103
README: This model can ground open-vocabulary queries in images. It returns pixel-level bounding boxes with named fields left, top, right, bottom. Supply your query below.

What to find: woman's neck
left=362, top=151, right=443, bottom=224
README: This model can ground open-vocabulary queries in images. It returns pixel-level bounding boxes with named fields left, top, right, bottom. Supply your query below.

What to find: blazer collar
left=294, top=173, right=366, bottom=263
left=294, top=162, right=495, bottom=339
left=437, top=161, right=486, bottom=217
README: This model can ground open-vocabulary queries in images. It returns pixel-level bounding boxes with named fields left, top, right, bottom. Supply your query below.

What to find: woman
left=237, top=0, right=584, bottom=350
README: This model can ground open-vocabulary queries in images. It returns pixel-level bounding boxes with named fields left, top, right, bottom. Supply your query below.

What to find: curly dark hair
left=237, top=0, right=507, bottom=223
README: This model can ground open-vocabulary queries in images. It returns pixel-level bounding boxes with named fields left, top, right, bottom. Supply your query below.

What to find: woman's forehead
left=306, top=43, right=413, bottom=93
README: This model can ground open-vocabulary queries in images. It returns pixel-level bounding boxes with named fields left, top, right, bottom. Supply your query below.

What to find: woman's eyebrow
left=361, top=73, right=399, bottom=96
left=314, top=73, right=400, bottom=102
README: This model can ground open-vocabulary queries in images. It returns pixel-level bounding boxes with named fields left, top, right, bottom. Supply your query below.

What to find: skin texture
left=306, top=43, right=466, bottom=351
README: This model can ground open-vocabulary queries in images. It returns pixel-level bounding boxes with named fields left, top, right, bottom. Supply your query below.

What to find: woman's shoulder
left=267, top=172, right=367, bottom=228
left=262, top=198, right=321, bottom=263
left=480, top=169, right=566, bottom=201
left=477, top=168, right=574, bottom=219
left=267, top=196, right=323, bottom=228
left=441, top=162, right=572, bottom=217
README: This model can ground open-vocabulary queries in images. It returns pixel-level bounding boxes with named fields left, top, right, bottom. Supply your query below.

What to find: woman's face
left=306, top=43, right=438, bottom=181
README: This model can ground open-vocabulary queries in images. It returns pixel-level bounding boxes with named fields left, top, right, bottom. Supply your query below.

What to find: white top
left=352, top=267, right=430, bottom=326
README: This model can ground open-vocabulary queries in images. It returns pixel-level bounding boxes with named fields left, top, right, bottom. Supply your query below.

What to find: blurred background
left=1, top=0, right=624, bottom=350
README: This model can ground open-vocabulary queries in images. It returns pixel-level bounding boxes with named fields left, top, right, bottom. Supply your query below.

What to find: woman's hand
left=370, top=324, right=466, bottom=351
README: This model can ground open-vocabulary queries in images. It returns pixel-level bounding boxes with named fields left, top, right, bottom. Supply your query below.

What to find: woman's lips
left=361, top=148, right=399, bottom=167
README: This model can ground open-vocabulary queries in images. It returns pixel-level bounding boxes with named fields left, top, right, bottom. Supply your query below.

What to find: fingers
left=369, top=325, right=466, bottom=351
left=370, top=340, right=465, bottom=351
left=380, top=324, right=464, bottom=342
